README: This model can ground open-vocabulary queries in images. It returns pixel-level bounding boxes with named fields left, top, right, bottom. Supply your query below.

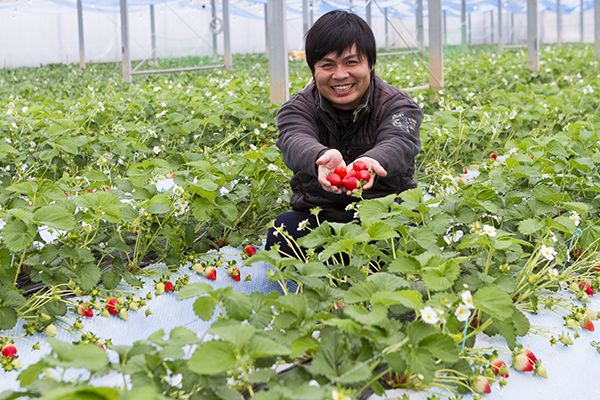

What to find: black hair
left=304, top=10, right=376, bottom=76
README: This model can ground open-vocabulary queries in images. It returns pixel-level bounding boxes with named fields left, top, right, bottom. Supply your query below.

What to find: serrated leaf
left=193, top=296, right=218, bottom=321
left=248, top=336, right=291, bottom=358
left=517, top=218, right=545, bottom=235
left=33, top=205, right=75, bottom=231
left=0, top=306, right=18, bottom=330
left=344, top=304, right=387, bottom=325
left=419, top=333, right=459, bottom=363
left=422, top=261, right=460, bottom=291
left=371, top=290, right=422, bottom=309
left=75, top=263, right=101, bottom=291
left=473, top=286, right=514, bottom=321
left=176, top=282, right=214, bottom=300
left=2, top=219, right=36, bottom=252
left=188, top=341, right=237, bottom=375
left=367, top=222, right=399, bottom=241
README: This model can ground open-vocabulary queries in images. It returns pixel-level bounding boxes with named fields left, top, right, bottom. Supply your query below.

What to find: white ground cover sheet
left=1, top=246, right=599, bottom=399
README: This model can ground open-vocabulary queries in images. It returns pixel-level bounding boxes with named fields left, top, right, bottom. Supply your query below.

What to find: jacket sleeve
left=360, top=93, right=422, bottom=176
left=276, top=94, right=329, bottom=177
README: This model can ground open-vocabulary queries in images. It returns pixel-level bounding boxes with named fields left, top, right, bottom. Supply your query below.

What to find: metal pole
left=557, top=0, right=562, bottom=46
left=490, top=10, right=494, bottom=43
left=461, top=0, right=467, bottom=45
left=468, top=12, right=472, bottom=44
left=309, top=0, right=314, bottom=25
left=596, top=0, right=600, bottom=56
left=150, top=4, right=157, bottom=66
left=120, top=0, right=131, bottom=82
left=223, top=0, right=232, bottom=68
left=443, top=9, right=447, bottom=46
left=264, top=3, right=269, bottom=58
left=416, top=0, right=424, bottom=52
left=511, top=12, right=515, bottom=43
left=528, top=0, right=539, bottom=70
left=428, top=0, right=443, bottom=90
left=76, top=0, right=85, bottom=70
left=267, top=0, right=289, bottom=104
left=211, top=0, right=217, bottom=58
left=497, top=0, right=503, bottom=51
left=541, top=9, right=545, bottom=44
left=384, top=7, right=389, bottom=48
left=302, top=0, right=309, bottom=37
left=366, top=0, right=372, bottom=27
left=580, top=0, right=584, bottom=42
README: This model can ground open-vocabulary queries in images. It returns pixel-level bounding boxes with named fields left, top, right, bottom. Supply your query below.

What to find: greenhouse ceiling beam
left=428, top=0, right=443, bottom=90
left=416, top=0, right=424, bottom=53
left=120, top=0, right=132, bottom=83
left=77, top=0, right=85, bottom=70
left=267, top=0, right=289, bottom=104
left=211, top=0, right=218, bottom=57
left=527, top=0, right=539, bottom=71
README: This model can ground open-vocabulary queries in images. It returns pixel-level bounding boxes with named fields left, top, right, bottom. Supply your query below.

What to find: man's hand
left=350, top=156, right=387, bottom=191
left=316, top=149, right=345, bottom=194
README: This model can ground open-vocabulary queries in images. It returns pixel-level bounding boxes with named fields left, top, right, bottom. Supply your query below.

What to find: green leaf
left=176, top=282, right=214, bottom=300
left=146, top=193, right=171, bottom=215
left=193, top=296, right=218, bottom=321
left=188, top=341, right=237, bottom=375
left=168, top=327, right=200, bottom=346
left=2, top=219, right=36, bottom=252
left=517, top=218, right=545, bottom=235
left=344, top=304, right=387, bottom=325
left=248, top=336, right=291, bottom=358
left=75, top=263, right=102, bottom=291
left=422, top=261, right=460, bottom=291
left=33, top=205, right=75, bottom=231
left=473, top=286, right=514, bottom=321
left=48, top=340, right=109, bottom=372
left=44, top=386, right=120, bottom=400
left=419, top=333, right=459, bottom=363
left=371, top=290, right=422, bottom=309
left=0, top=306, right=18, bottom=330
left=209, top=321, right=256, bottom=350
left=367, top=222, right=399, bottom=241
left=388, top=254, right=421, bottom=274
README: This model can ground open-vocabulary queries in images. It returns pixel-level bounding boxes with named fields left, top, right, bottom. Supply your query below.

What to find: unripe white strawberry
left=473, top=375, right=491, bottom=394
left=44, top=324, right=57, bottom=337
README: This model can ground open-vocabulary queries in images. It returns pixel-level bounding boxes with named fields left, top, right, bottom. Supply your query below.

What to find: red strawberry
left=341, top=176, right=359, bottom=191
left=334, top=165, right=347, bottom=179
left=106, top=297, right=119, bottom=315
left=491, top=358, right=509, bottom=378
left=326, top=173, right=342, bottom=187
left=204, top=266, right=217, bottom=280
left=164, top=280, right=174, bottom=292
left=463, top=167, right=468, bottom=174
left=228, top=266, right=241, bottom=282
left=579, top=281, right=596, bottom=296
left=582, top=320, right=595, bottom=332
left=523, top=349, right=538, bottom=365
left=473, top=375, right=491, bottom=394
left=1, top=343, right=17, bottom=359
left=512, top=352, right=534, bottom=372
left=353, top=161, right=367, bottom=171
left=490, top=153, right=497, bottom=160
left=356, top=170, right=372, bottom=182
left=244, top=244, right=257, bottom=256
left=77, top=304, right=94, bottom=318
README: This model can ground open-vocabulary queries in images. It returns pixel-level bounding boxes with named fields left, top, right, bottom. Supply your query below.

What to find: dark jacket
left=276, top=74, right=422, bottom=222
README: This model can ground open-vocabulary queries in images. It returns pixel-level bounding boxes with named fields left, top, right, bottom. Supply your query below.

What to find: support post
left=416, top=0, right=424, bottom=53
left=264, top=3, right=269, bottom=58
left=497, top=0, right=503, bottom=51
left=443, top=10, right=447, bottom=45
left=461, top=0, right=467, bottom=46
left=596, top=0, right=600, bottom=56
left=384, top=7, right=389, bottom=48
left=120, top=0, right=131, bottom=82
left=580, top=0, right=584, bottom=42
left=468, top=11, right=472, bottom=44
left=309, top=0, right=314, bottom=25
left=76, top=0, right=85, bottom=70
left=223, top=0, right=232, bottom=68
left=490, top=10, right=494, bottom=43
left=557, top=0, right=562, bottom=46
left=510, top=12, right=515, bottom=43
left=267, top=0, right=289, bottom=104
left=211, top=0, right=217, bottom=57
left=428, top=0, right=443, bottom=90
left=366, top=0, right=372, bottom=26
left=302, top=0, right=309, bottom=37
left=528, top=0, right=539, bottom=70
left=150, top=4, right=157, bottom=66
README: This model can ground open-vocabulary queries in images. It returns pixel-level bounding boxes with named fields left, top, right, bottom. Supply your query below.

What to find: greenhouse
left=0, top=0, right=599, bottom=399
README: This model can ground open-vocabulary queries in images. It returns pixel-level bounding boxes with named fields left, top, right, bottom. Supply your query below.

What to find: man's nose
left=332, top=64, right=349, bottom=79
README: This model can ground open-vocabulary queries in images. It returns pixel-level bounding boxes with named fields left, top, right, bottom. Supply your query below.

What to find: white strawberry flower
left=461, top=290, right=475, bottom=309
left=540, top=244, right=557, bottom=261
left=297, top=219, right=310, bottom=232
left=568, top=211, right=581, bottom=227
left=482, top=224, right=497, bottom=237
left=421, top=306, right=440, bottom=325
left=455, top=304, right=472, bottom=322
left=331, top=389, right=351, bottom=400
left=548, top=268, right=559, bottom=278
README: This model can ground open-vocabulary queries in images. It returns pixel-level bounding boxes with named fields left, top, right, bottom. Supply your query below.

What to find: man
left=266, top=10, right=422, bottom=257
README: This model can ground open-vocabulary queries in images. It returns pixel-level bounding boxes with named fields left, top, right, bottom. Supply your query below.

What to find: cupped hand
left=349, top=156, right=387, bottom=191
left=316, top=149, right=345, bottom=194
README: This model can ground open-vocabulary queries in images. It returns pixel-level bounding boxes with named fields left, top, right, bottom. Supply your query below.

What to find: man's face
left=313, top=44, right=372, bottom=111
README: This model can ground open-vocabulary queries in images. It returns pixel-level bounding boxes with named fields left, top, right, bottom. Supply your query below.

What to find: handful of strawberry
left=326, top=161, right=372, bottom=192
